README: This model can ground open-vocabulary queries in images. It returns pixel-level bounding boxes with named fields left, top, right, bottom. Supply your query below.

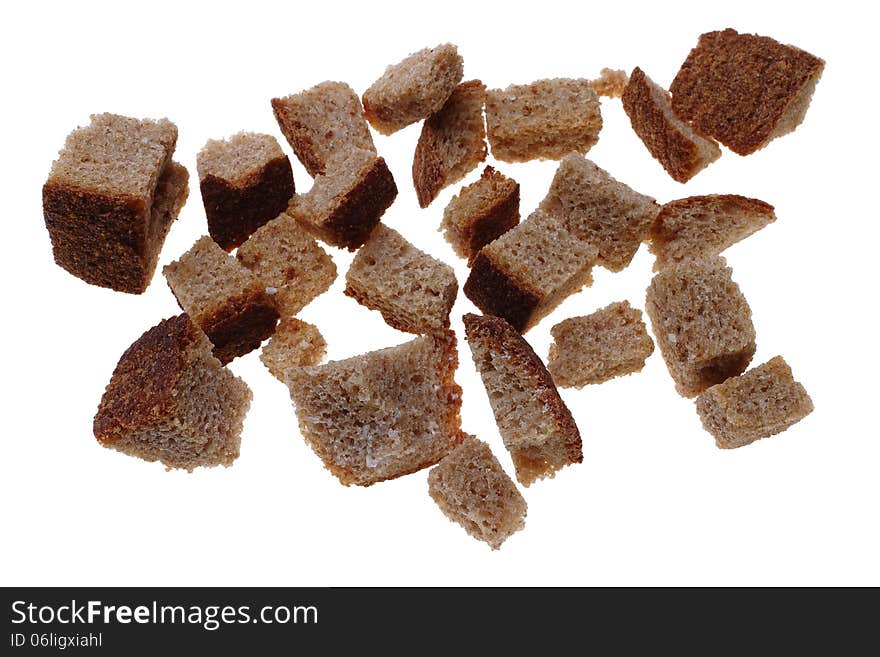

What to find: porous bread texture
left=622, top=67, right=721, bottom=183
left=362, top=43, right=464, bottom=135
left=485, top=78, right=602, bottom=162
left=548, top=301, right=654, bottom=387
left=645, top=257, right=756, bottom=398
left=464, top=314, right=582, bottom=486
left=539, top=153, right=659, bottom=272
left=271, top=81, right=376, bottom=177
left=464, top=210, right=598, bottom=333
left=236, top=212, right=337, bottom=316
left=286, top=149, right=397, bottom=250
left=42, top=113, right=188, bottom=293
left=428, top=435, right=527, bottom=549
left=287, top=332, right=464, bottom=487
left=197, top=132, right=295, bottom=250
left=589, top=68, right=629, bottom=98
left=696, top=356, right=813, bottom=449
left=441, top=166, right=520, bottom=263
left=93, top=315, right=252, bottom=471
left=413, top=80, right=487, bottom=208
left=649, top=194, right=776, bottom=270
left=163, top=236, right=279, bottom=365
left=670, top=28, right=825, bottom=155
left=260, top=318, right=326, bottom=382
left=344, top=225, right=457, bottom=335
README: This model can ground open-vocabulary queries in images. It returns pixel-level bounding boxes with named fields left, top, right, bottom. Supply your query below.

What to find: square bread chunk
left=622, top=67, right=721, bottom=183
left=645, top=257, right=756, bottom=397
left=464, top=313, right=582, bottom=486
left=271, top=81, right=376, bottom=177
left=485, top=79, right=602, bottom=162
left=286, top=149, right=397, bottom=250
left=441, top=166, right=520, bottom=263
left=413, top=80, right=487, bottom=207
left=670, top=28, right=825, bottom=155
left=696, top=356, right=814, bottom=449
left=260, top=318, right=327, bottom=382
left=464, top=210, right=598, bottom=333
left=589, top=68, right=628, bottom=98
left=548, top=301, right=654, bottom=387
left=94, top=314, right=252, bottom=470
left=287, top=332, right=464, bottom=487
left=42, top=113, right=189, bottom=294
left=539, top=153, right=659, bottom=272
left=344, top=225, right=458, bottom=334
left=197, top=132, right=294, bottom=250
left=362, top=43, right=464, bottom=135
left=236, top=212, right=337, bottom=316
left=164, top=236, right=279, bottom=364
left=428, top=435, right=527, bottom=549
left=649, top=194, right=776, bottom=270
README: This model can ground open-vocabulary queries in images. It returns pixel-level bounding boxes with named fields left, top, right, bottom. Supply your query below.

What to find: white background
left=2, top=0, right=877, bottom=586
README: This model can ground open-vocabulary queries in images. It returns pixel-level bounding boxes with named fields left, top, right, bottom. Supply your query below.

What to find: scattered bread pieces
left=548, top=301, right=654, bottom=387
left=649, top=194, right=776, bottom=270
left=363, top=43, right=464, bottom=135
left=485, top=79, right=602, bottom=162
left=344, top=225, right=457, bottom=335
left=163, top=236, right=279, bottom=364
left=589, top=68, right=629, bottom=98
left=622, top=67, right=721, bottom=183
left=670, top=28, right=825, bottom=155
left=93, top=314, right=252, bottom=470
left=428, top=435, right=527, bottom=549
left=43, top=113, right=188, bottom=294
left=287, top=332, right=464, bottom=486
left=413, top=80, right=488, bottom=207
left=271, top=81, right=376, bottom=177
left=696, top=356, right=813, bottom=449
left=464, top=314, right=582, bottom=486
left=260, top=318, right=327, bottom=382
left=197, top=132, right=294, bottom=251
left=645, top=257, right=756, bottom=398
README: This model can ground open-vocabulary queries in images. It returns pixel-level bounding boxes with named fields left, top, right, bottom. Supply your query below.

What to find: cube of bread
left=94, top=315, right=252, bottom=470
left=197, top=132, right=295, bottom=250
left=287, top=332, right=464, bottom=486
left=260, top=318, right=327, bottom=382
left=622, top=67, right=721, bottom=183
left=344, top=225, right=458, bottom=334
left=413, top=80, right=487, bottom=207
left=286, top=149, right=397, bottom=250
left=645, top=257, right=756, bottom=397
left=589, top=68, right=628, bottom=98
left=271, top=81, right=376, bottom=177
left=539, top=153, right=659, bottom=272
left=362, top=43, right=464, bottom=135
left=649, top=194, right=776, bottom=270
left=42, top=113, right=189, bottom=294
left=428, top=435, right=527, bottom=549
left=464, top=314, right=582, bottom=486
left=164, top=236, right=279, bottom=364
left=670, top=28, right=825, bottom=155
left=696, top=356, right=813, bottom=449
left=441, top=166, right=520, bottom=263
left=548, top=301, right=654, bottom=387
left=485, top=79, right=602, bottom=162
left=236, top=212, right=337, bottom=316
left=463, top=210, right=598, bottom=333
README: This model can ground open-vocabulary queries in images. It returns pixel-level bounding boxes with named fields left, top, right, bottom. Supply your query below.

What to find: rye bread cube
left=42, top=113, right=189, bottom=293
left=260, top=318, right=327, bottom=382
left=164, top=236, right=279, bottom=364
left=645, top=257, right=756, bottom=398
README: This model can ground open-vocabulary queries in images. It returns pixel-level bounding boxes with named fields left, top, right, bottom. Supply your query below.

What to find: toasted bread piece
left=260, top=318, right=327, bottom=382
left=589, top=68, right=628, bottom=98
left=94, top=315, right=251, bottom=470
left=696, top=356, right=813, bottom=449
left=670, top=28, right=825, bottom=155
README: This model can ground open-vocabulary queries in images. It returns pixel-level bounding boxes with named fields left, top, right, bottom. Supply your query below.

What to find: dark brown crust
left=271, top=98, right=325, bottom=177
left=464, top=252, right=539, bottom=333
left=622, top=67, right=718, bottom=183
left=670, top=28, right=825, bottom=155
left=465, top=170, right=520, bottom=263
left=201, top=155, right=295, bottom=251
left=201, top=288, right=280, bottom=365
